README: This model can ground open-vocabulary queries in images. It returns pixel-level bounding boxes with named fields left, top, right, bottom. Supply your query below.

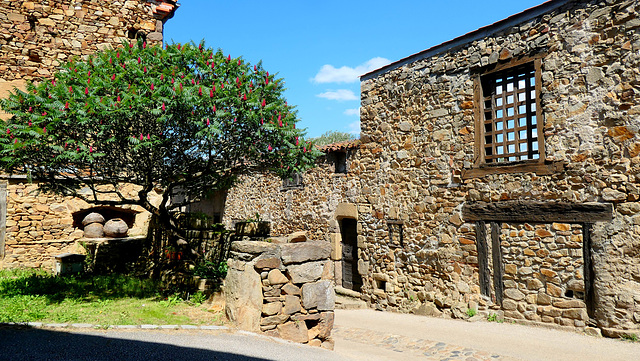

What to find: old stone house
left=226, top=0, right=640, bottom=336
left=0, top=0, right=179, bottom=268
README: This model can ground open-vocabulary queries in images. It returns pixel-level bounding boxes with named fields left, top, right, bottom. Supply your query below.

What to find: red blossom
left=140, top=133, right=143, bottom=140
left=138, top=57, right=141, bottom=64
left=268, top=145, right=272, bottom=151
left=51, top=79, right=55, bottom=86
left=213, top=105, right=216, bottom=112
left=227, top=54, right=231, bottom=62
left=85, top=87, right=89, bottom=95
left=261, top=99, right=266, bottom=107
left=144, top=66, right=147, bottom=73
left=147, top=134, right=150, bottom=140
left=129, top=42, right=133, bottom=48
left=117, top=95, right=121, bottom=102
left=161, top=74, right=164, bottom=81
left=143, top=41, right=147, bottom=49
left=69, top=86, right=73, bottom=93
left=117, top=51, right=120, bottom=58
left=261, top=118, right=264, bottom=125
left=242, top=93, right=247, bottom=101
left=210, top=89, right=214, bottom=98
left=43, top=126, right=47, bottom=133
left=65, top=102, right=69, bottom=109
left=28, top=121, right=32, bottom=126
left=111, top=74, right=116, bottom=81
left=28, top=107, right=32, bottom=112
left=162, top=102, right=166, bottom=111
left=295, top=137, right=299, bottom=146
left=238, top=59, right=241, bottom=66
left=206, top=118, right=210, bottom=126
left=177, top=44, right=181, bottom=50
left=151, top=83, right=155, bottom=91
left=89, top=146, right=93, bottom=153
left=198, top=87, right=203, bottom=96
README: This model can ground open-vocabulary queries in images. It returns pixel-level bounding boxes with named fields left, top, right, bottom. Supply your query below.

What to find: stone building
left=226, top=0, right=640, bottom=336
left=357, top=0, right=640, bottom=336
left=0, top=0, right=179, bottom=268
left=223, top=140, right=364, bottom=292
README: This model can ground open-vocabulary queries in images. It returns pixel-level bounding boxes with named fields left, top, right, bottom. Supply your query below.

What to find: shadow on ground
left=0, top=326, right=270, bottom=361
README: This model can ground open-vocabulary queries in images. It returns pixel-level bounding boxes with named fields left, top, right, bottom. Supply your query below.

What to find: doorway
left=340, top=218, right=362, bottom=292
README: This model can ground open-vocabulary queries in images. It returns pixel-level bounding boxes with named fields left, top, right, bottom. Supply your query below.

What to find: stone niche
left=225, top=239, right=335, bottom=350
left=73, top=206, right=139, bottom=239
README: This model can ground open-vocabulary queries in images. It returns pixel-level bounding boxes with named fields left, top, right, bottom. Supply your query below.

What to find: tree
left=0, top=40, right=320, bottom=234
left=310, top=130, right=356, bottom=146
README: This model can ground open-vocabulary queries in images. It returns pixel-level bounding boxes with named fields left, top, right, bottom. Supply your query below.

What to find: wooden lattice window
left=479, top=61, right=543, bottom=164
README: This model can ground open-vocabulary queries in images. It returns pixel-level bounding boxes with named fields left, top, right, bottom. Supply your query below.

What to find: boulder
left=231, top=241, right=277, bottom=255
left=103, top=218, right=128, bottom=238
left=301, top=280, right=335, bottom=311
left=287, top=231, right=307, bottom=243
left=225, top=260, right=263, bottom=332
left=280, top=242, right=330, bottom=265
left=82, top=212, right=105, bottom=226
left=83, top=222, right=104, bottom=238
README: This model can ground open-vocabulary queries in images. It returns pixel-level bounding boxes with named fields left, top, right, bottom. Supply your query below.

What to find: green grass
left=0, top=268, right=223, bottom=325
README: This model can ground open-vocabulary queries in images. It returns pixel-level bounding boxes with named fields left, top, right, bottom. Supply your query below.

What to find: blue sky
left=165, top=0, right=545, bottom=138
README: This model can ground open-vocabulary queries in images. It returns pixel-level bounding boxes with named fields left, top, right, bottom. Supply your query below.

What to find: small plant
left=621, top=333, right=639, bottom=342
left=466, top=308, right=477, bottom=317
left=193, top=260, right=227, bottom=279
left=189, top=292, right=207, bottom=305
left=487, top=313, right=503, bottom=322
left=246, top=212, right=262, bottom=223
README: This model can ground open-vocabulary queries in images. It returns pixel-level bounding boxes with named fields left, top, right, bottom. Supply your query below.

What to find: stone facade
left=223, top=144, right=361, bottom=239
left=224, top=0, right=640, bottom=336
left=358, top=0, right=640, bottom=334
left=0, top=0, right=178, bottom=120
left=0, top=178, right=160, bottom=270
left=225, top=240, right=335, bottom=349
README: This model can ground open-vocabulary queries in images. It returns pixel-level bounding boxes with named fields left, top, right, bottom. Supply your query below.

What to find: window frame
left=463, top=55, right=562, bottom=179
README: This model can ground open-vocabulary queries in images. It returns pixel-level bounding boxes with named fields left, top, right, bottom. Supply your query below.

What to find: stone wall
left=224, top=148, right=361, bottom=240
left=0, top=0, right=177, bottom=119
left=1, top=178, right=159, bottom=270
left=225, top=240, right=335, bottom=349
left=358, top=0, right=640, bottom=334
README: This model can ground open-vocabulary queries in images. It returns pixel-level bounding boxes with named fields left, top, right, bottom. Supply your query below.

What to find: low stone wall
left=225, top=240, right=335, bottom=349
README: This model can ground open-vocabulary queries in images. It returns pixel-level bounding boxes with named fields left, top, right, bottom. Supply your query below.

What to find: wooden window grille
left=480, top=62, right=541, bottom=163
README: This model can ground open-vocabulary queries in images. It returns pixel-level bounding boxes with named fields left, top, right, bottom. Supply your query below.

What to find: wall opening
left=340, top=218, right=362, bottom=292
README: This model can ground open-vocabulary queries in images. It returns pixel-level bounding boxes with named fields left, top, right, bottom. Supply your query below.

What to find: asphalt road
left=0, top=327, right=347, bottom=361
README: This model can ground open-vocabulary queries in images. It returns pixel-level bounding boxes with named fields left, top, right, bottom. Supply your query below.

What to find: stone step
left=335, top=287, right=368, bottom=310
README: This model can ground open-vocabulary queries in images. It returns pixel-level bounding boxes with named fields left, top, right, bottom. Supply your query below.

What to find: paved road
left=333, top=309, right=640, bottom=361
left=0, top=327, right=345, bottom=361
left=3, top=310, right=640, bottom=360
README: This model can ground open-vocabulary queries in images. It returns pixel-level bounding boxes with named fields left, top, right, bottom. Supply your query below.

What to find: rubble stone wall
left=359, top=0, right=640, bottom=333
left=1, top=179, right=157, bottom=270
left=0, top=0, right=172, bottom=119
left=223, top=151, right=361, bottom=240
left=225, top=240, right=335, bottom=349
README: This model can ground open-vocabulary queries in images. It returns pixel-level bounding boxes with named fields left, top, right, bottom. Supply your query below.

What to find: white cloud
left=347, top=120, right=361, bottom=135
left=312, top=57, right=391, bottom=83
left=316, top=89, right=358, bottom=101
left=344, top=108, right=360, bottom=116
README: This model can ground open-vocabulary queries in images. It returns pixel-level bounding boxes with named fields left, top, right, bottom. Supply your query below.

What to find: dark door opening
left=340, top=218, right=362, bottom=292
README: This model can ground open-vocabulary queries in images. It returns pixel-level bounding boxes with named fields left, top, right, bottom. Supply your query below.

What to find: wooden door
left=341, top=218, right=362, bottom=292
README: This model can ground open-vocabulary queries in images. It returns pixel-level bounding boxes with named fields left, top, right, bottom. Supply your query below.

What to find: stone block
left=502, top=299, right=518, bottom=310
left=563, top=308, right=588, bottom=320
left=287, top=231, right=307, bottom=243
left=262, top=302, right=282, bottom=316
left=335, top=203, right=358, bottom=219
left=277, top=321, right=308, bottom=343
left=231, top=241, right=277, bottom=255
left=268, top=269, right=289, bottom=285
left=284, top=295, right=302, bottom=315
left=413, top=302, right=442, bottom=317
left=301, top=280, right=335, bottom=311
left=554, top=299, right=585, bottom=309
left=547, top=283, right=563, bottom=297
left=504, top=264, right=517, bottom=274
left=288, top=261, right=324, bottom=284
left=147, top=32, right=163, bottom=42
left=254, top=256, right=282, bottom=270
left=282, top=283, right=301, bottom=296
left=316, top=312, right=334, bottom=339
left=329, top=233, right=342, bottom=260
left=225, top=261, right=263, bottom=332
left=261, top=314, right=289, bottom=326
left=281, top=242, right=330, bottom=265
left=504, top=288, right=525, bottom=301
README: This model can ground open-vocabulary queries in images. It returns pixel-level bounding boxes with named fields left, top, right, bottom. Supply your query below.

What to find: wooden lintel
left=461, top=161, right=565, bottom=179
left=462, top=201, right=613, bottom=223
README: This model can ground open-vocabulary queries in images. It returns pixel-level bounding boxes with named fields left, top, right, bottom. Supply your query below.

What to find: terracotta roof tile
left=318, top=139, right=361, bottom=153
left=153, top=1, right=179, bottom=20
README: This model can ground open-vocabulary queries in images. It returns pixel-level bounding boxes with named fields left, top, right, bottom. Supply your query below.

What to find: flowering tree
left=0, top=40, right=319, bottom=233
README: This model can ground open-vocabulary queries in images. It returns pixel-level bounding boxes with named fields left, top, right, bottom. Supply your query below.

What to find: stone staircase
left=335, top=286, right=368, bottom=310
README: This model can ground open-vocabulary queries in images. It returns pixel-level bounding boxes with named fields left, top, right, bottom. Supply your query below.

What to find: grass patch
left=0, top=268, right=224, bottom=326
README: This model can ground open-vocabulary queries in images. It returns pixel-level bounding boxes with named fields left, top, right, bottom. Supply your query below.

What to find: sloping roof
left=153, top=1, right=180, bottom=20
left=318, top=139, right=361, bottom=153
left=361, top=0, right=571, bottom=81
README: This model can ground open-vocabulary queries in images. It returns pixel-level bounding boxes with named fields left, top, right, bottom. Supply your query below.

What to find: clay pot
left=83, top=223, right=104, bottom=238
left=82, top=212, right=105, bottom=226
left=103, top=218, right=129, bottom=238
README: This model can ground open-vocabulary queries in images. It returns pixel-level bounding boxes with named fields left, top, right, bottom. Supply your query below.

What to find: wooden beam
left=462, top=201, right=613, bottom=223
left=491, top=222, right=503, bottom=305
left=461, top=161, right=564, bottom=179
left=583, top=223, right=595, bottom=320
left=475, top=221, right=491, bottom=297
